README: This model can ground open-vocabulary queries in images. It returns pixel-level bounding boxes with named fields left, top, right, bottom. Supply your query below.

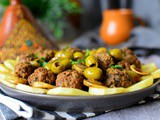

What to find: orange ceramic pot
left=100, top=9, right=134, bottom=45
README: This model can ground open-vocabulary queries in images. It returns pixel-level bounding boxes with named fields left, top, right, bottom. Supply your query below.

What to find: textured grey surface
left=86, top=100, right=160, bottom=120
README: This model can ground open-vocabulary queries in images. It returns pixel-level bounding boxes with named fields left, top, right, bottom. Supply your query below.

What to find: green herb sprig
left=70, top=49, right=90, bottom=65
left=111, top=65, right=122, bottom=69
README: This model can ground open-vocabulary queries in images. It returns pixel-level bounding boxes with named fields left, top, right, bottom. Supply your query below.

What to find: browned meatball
left=105, top=68, right=132, bottom=88
left=94, top=51, right=114, bottom=71
left=14, top=62, right=35, bottom=79
left=118, top=60, right=130, bottom=70
left=65, top=47, right=82, bottom=53
left=28, top=67, right=55, bottom=85
left=38, top=49, right=55, bottom=62
left=19, top=53, right=35, bottom=63
left=122, top=48, right=141, bottom=68
left=56, top=70, right=84, bottom=89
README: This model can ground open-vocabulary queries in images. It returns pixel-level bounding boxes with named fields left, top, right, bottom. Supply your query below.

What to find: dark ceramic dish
left=1, top=47, right=160, bottom=112
left=0, top=79, right=160, bottom=112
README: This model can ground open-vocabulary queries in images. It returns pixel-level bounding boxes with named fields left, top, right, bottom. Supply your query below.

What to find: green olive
left=72, top=64, right=87, bottom=74
left=55, top=51, right=63, bottom=58
left=85, top=55, right=98, bottom=67
left=55, top=51, right=73, bottom=59
left=84, top=67, right=102, bottom=80
left=30, top=59, right=40, bottom=67
left=51, top=60, right=65, bottom=74
left=96, top=47, right=107, bottom=53
left=61, top=59, right=71, bottom=69
left=110, top=49, right=123, bottom=60
left=73, top=52, right=85, bottom=60
left=44, top=63, right=52, bottom=70
left=89, top=49, right=96, bottom=55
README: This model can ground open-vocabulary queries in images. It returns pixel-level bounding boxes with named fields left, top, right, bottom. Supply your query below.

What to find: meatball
left=14, top=62, right=35, bottom=79
left=19, top=53, right=35, bottom=63
left=94, top=51, right=114, bottom=71
left=56, top=70, right=84, bottom=89
left=65, top=47, right=82, bottom=54
left=28, top=67, right=55, bottom=85
left=118, top=60, right=130, bottom=70
left=105, top=68, right=132, bottom=88
left=38, top=49, right=55, bottom=62
left=122, top=48, right=141, bottom=68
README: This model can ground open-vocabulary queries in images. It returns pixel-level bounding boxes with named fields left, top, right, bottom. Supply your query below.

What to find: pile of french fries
left=0, top=59, right=160, bottom=96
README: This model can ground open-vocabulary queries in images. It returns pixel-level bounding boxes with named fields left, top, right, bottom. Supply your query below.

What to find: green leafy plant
left=0, top=0, right=81, bottom=38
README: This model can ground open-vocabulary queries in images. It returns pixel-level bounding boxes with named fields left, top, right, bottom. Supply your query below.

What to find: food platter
left=0, top=79, right=159, bottom=112
left=1, top=80, right=159, bottom=112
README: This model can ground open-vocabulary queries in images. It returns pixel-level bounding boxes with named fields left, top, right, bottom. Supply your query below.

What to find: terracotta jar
left=100, top=9, right=135, bottom=45
left=0, top=0, right=48, bottom=47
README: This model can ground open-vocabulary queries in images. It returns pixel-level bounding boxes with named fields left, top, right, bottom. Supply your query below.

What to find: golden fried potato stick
left=47, top=87, right=90, bottom=96
left=32, top=82, right=56, bottom=89
left=89, top=87, right=126, bottom=95
left=0, top=64, right=12, bottom=74
left=0, top=79, right=16, bottom=88
left=16, top=84, right=48, bottom=94
left=4, top=59, right=17, bottom=71
left=126, top=77, right=153, bottom=92
left=0, top=73, right=27, bottom=84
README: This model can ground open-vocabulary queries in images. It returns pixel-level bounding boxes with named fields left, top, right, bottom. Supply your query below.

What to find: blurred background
left=0, top=0, right=160, bottom=49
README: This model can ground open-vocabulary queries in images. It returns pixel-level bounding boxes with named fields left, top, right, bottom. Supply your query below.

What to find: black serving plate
left=0, top=79, right=160, bottom=112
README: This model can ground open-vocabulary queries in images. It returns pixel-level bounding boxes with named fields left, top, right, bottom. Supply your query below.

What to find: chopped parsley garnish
left=111, top=65, right=122, bottom=69
left=70, top=49, right=90, bottom=65
left=34, top=54, right=38, bottom=58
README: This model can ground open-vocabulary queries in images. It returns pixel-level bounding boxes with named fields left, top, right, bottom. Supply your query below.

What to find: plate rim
left=0, top=79, right=160, bottom=99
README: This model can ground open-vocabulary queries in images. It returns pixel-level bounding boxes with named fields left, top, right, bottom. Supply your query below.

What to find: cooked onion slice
left=83, top=79, right=106, bottom=88
left=130, top=65, right=150, bottom=76
left=32, top=82, right=55, bottom=89
left=47, top=87, right=90, bottom=96
left=0, top=73, right=27, bottom=84
left=16, top=84, right=48, bottom=94
left=89, top=87, right=126, bottom=95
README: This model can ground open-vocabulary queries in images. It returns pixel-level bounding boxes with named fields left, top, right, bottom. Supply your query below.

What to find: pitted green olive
left=96, top=47, right=107, bottom=53
left=85, top=55, right=98, bottom=67
left=51, top=60, right=65, bottom=74
left=110, top=49, right=123, bottom=60
left=55, top=51, right=63, bottom=58
left=30, top=59, right=40, bottom=67
left=73, top=52, right=85, bottom=60
left=84, top=67, right=102, bottom=80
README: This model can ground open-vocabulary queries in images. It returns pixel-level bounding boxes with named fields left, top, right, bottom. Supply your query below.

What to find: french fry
left=47, top=87, right=90, bottom=96
left=126, top=77, right=153, bottom=92
left=4, top=59, right=17, bottom=71
left=89, top=87, right=126, bottom=95
left=0, top=79, right=16, bottom=88
left=32, top=82, right=56, bottom=89
left=16, top=84, right=48, bottom=94
left=141, top=69, right=160, bottom=80
left=0, top=64, right=12, bottom=74
left=141, top=63, right=158, bottom=74
left=0, top=73, right=27, bottom=84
